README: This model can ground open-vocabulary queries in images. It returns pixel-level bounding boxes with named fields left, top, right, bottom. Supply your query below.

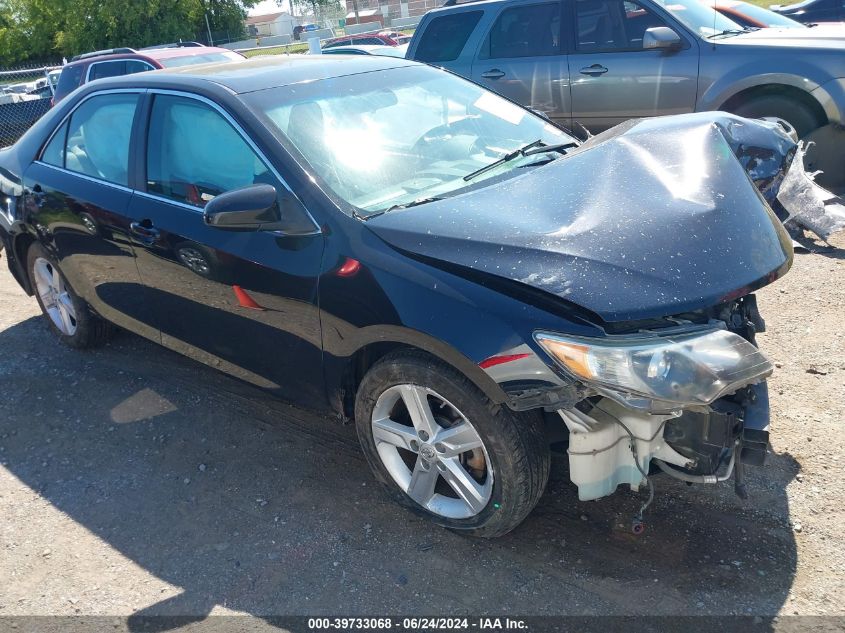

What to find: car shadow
left=0, top=316, right=799, bottom=628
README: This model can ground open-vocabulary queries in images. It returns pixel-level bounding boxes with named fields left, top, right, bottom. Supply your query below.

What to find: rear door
left=567, top=0, right=699, bottom=132
left=471, top=1, right=570, bottom=127
left=22, top=90, right=158, bottom=340
left=126, top=91, right=326, bottom=406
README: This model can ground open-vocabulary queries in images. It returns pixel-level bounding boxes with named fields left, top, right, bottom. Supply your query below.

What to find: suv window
left=415, top=10, right=483, bottom=63
left=575, top=0, right=668, bottom=51
left=485, top=2, right=561, bottom=59
left=63, top=93, right=139, bottom=186
left=55, top=65, right=84, bottom=96
left=146, top=94, right=274, bottom=208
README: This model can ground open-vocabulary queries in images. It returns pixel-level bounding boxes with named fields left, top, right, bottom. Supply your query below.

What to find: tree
left=286, top=0, right=342, bottom=25
left=0, top=0, right=259, bottom=66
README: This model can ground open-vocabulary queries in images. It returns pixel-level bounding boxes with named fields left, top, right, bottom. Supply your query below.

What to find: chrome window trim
left=143, top=88, right=320, bottom=232
left=85, top=59, right=156, bottom=83
left=36, top=88, right=144, bottom=189
left=32, top=161, right=134, bottom=194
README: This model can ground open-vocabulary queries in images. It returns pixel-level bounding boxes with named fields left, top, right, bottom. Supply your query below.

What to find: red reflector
left=336, top=257, right=361, bottom=277
left=479, top=353, right=531, bottom=369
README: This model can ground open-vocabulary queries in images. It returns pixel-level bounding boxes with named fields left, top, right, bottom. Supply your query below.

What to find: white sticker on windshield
left=473, top=92, right=525, bottom=126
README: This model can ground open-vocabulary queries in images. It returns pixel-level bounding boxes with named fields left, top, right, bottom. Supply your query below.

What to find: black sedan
left=0, top=55, right=795, bottom=537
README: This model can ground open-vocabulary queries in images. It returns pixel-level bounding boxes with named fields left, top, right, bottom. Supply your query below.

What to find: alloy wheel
left=371, top=384, right=494, bottom=519
left=33, top=257, right=77, bottom=336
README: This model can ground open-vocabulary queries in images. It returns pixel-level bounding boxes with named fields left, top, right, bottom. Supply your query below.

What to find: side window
left=486, top=3, right=561, bottom=59
left=146, top=95, right=272, bottom=208
left=575, top=0, right=667, bottom=52
left=88, top=61, right=127, bottom=81
left=415, top=10, right=483, bottom=63
left=41, top=120, right=69, bottom=168
left=125, top=60, right=154, bottom=75
left=56, top=65, right=84, bottom=96
left=64, top=93, right=139, bottom=186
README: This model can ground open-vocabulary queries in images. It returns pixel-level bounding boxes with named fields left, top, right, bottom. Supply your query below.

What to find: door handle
left=580, top=64, right=609, bottom=76
left=481, top=69, right=506, bottom=80
left=130, top=220, right=160, bottom=243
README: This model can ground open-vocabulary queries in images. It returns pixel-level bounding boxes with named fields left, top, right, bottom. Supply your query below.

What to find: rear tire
left=27, top=243, right=112, bottom=349
left=731, top=94, right=820, bottom=138
left=355, top=351, right=550, bottom=538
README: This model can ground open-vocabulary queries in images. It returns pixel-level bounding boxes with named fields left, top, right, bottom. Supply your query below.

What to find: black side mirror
left=643, top=26, right=683, bottom=51
left=203, top=184, right=279, bottom=231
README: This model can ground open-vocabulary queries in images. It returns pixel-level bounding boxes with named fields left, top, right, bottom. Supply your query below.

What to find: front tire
left=27, top=243, right=112, bottom=349
left=355, top=351, right=550, bottom=537
left=731, top=94, right=820, bottom=138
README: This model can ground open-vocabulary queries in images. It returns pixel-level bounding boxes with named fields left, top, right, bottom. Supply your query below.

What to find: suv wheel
left=731, top=94, right=820, bottom=138
left=27, top=243, right=112, bottom=348
left=355, top=351, right=550, bottom=537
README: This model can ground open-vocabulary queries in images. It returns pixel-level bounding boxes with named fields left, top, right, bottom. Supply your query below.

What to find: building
left=344, top=0, right=440, bottom=23
left=245, top=11, right=299, bottom=38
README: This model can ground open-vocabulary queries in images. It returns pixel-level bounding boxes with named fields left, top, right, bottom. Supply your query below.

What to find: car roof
left=63, top=45, right=235, bottom=68
left=88, top=54, right=418, bottom=95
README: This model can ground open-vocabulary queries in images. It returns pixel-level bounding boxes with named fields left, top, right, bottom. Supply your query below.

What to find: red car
left=52, top=43, right=244, bottom=105
left=322, top=32, right=402, bottom=49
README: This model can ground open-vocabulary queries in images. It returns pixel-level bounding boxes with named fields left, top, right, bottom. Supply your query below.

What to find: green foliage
left=0, top=0, right=257, bottom=65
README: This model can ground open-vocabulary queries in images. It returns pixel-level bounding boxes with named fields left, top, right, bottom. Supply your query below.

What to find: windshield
left=719, top=0, right=806, bottom=26
left=245, top=65, right=575, bottom=216
left=654, top=0, right=744, bottom=36
left=158, top=51, right=243, bottom=68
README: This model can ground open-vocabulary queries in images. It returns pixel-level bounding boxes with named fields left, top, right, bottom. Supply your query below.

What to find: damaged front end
left=535, top=293, right=771, bottom=512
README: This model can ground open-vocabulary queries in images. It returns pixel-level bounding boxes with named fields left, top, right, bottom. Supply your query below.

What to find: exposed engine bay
left=553, top=296, right=772, bottom=532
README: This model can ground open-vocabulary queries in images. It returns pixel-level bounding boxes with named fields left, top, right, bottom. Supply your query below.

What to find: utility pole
left=351, top=0, right=360, bottom=23
left=205, top=12, right=214, bottom=45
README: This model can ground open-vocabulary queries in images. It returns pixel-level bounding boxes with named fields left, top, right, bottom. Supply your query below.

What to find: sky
left=248, top=0, right=290, bottom=16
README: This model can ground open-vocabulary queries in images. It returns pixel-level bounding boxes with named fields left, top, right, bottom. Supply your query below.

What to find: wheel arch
left=717, top=83, right=828, bottom=130
left=10, top=231, right=36, bottom=295
left=330, top=329, right=511, bottom=421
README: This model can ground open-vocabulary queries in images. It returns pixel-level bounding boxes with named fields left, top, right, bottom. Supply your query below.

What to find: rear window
left=157, top=52, right=243, bottom=68
left=56, top=65, right=84, bottom=96
left=415, top=10, right=483, bottom=63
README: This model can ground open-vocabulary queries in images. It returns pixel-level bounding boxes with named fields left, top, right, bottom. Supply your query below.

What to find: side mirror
left=643, top=26, right=683, bottom=51
left=203, top=184, right=279, bottom=231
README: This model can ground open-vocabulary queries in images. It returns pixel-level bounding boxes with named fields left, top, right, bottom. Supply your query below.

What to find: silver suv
left=407, top=0, right=845, bottom=138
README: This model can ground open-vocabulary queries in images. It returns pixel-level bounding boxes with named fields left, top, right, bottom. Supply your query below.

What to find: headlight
left=534, top=329, right=772, bottom=406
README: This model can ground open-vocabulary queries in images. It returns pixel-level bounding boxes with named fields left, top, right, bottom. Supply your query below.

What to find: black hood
left=366, top=113, right=794, bottom=323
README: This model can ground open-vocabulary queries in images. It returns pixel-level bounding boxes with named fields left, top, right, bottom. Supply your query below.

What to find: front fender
left=699, top=71, right=825, bottom=114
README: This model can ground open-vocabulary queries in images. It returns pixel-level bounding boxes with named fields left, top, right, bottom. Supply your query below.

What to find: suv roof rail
left=441, top=0, right=487, bottom=6
left=140, top=40, right=205, bottom=50
left=70, top=47, right=137, bottom=62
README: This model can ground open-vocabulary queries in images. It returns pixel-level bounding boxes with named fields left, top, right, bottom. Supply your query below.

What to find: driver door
left=568, top=0, right=699, bottom=132
left=126, top=92, right=326, bottom=407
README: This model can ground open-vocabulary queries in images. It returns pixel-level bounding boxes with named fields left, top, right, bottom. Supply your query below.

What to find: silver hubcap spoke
left=372, top=417, right=419, bottom=451
left=439, top=456, right=488, bottom=515
left=32, top=257, right=77, bottom=336
left=434, top=422, right=484, bottom=458
left=407, top=459, right=439, bottom=507
left=397, top=384, right=439, bottom=439
left=371, top=384, right=493, bottom=519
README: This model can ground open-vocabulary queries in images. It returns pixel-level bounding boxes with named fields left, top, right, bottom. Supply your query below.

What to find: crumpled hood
left=366, top=112, right=794, bottom=323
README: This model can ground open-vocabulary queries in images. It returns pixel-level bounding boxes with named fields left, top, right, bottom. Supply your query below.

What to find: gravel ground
left=0, top=234, right=843, bottom=621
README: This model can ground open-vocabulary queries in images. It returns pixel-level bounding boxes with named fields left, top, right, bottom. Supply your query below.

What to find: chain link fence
left=0, top=64, right=61, bottom=147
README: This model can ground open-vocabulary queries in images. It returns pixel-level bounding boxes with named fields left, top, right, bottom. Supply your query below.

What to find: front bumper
left=557, top=382, right=770, bottom=502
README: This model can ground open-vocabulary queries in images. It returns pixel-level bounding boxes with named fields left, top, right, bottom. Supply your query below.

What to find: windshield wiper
left=373, top=196, right=445, bottom=216
left=462, top=140, right=544, bottom=182
left=463, top=140, right=577, bottom=182
left=706, top=28, right=754, bottom=38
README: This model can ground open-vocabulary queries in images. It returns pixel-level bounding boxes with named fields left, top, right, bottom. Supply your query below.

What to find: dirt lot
left=0, top=234, right=843, bottom=621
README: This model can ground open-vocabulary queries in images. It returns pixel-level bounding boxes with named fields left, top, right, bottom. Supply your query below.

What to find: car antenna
left=712, top=0, right=717, bottom=49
